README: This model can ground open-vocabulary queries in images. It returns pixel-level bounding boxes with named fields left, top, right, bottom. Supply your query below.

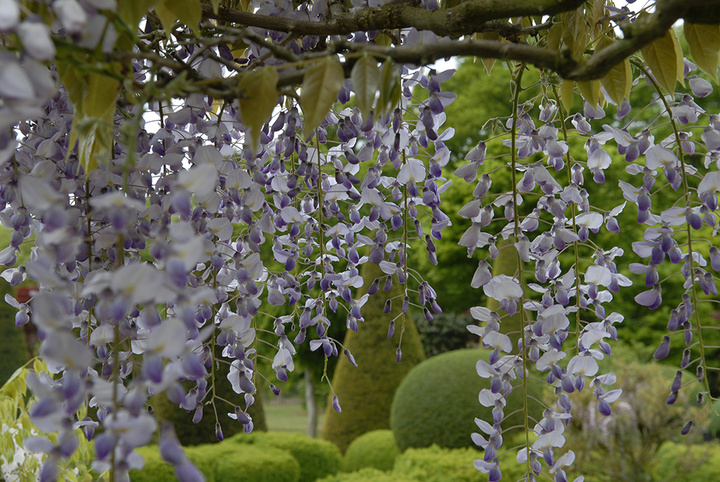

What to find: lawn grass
left=264, top=399, right=326, bottom=435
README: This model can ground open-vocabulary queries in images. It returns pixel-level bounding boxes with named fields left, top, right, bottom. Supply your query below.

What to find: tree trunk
left=305, top=368, right=318, bottom=438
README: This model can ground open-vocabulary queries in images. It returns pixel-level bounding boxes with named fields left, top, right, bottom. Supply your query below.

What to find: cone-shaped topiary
left=151, top=343, right=267, bottom=446
left=390, top=349, right=543, bottom=452
left=321, top=260, right=425, bottom=452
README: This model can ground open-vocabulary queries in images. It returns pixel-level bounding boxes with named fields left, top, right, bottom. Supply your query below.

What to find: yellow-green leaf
left=671, top=29, right=685, bottom=88
left=301, top=59, right=345, bottom=138
left=238, top=66, right=279, bottom=152
left=684, top=23, right=720, bottom=82
left=83, top=72, right=120, bottom=120
left=562, top=8, right=587, bottom=60
left=211, top=0, right=220, bottom=14
left=577, top=79, right=601, bottom=108
left=546, top=22, right=563, bottom=51
left=560, top=79, right=574, bottom=113
left=351, top=54, right=380, bottom=120
left=641, top=29, right=681, bottom=93
left=118, top=0, right=163, bottom=32
left=155, top=0, right=201, bottom=33
left=598, top=36, right=631, bottom=105
left=376, top=59, right=401, bottom=117
left=75, top=116, right=113, bottom=176
left=480, top=31, right=500, bottom=75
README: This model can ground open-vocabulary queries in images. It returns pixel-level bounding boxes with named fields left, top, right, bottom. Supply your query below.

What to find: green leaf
left=351, top=54, right=380, bottom=120
left=546, top=22, right=563, bottom=52
left=376, top=59, right=401, bottom=117
left=641, top=29, right=681, bottom=93
left=560, top=79, right=574, bottom=113
left=118, top=0, right=163, bottom=31
left=480, top=31, right=500, bottom=75
left=211, top=0, right=220, bottom=14
left=577, top=79, right=600, bottom=108
left=238, top=66, right=279, bottom=153
left=155, top=0, right=202, bottom=33
left=562, top=8, right=587, bottom=60
left=684, top=23, right=720, bottom=81
left=83, top=72, right=120, bottom=120
left=301, top=58, right=345, bottom=138
left=598, top=36, right=631, bottom=105
left=75, top=116, right=114, bottom=176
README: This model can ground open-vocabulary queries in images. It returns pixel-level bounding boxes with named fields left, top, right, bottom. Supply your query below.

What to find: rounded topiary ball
left=390, top=349, right=543, bottom=452
left=343, top=430, right=399, bottom=473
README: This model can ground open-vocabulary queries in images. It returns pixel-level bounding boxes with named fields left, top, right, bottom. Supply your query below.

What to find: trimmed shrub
left=317, top=467, right=416, bottom=482
left=651, top=441, right=720, bottom=482
left=229, top=431, right=342, bottom=482
left=393, top=445, right=531, bottom=482
left=190, top=442, right=300, bottom=482
left=151, top=342, right=267, bottom=445
left=321, top=260, right=425, bottom=452
left=132, top=445, right=216, bottom=482
left=132, top=441, right=299, bottom=482
left=390, top=349, right=543, bottom=451
left=343, top=430, right=399, bottom=472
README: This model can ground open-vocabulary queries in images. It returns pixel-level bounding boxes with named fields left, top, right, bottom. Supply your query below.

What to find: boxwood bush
left=650, top=441, right=720, bottom=482
left=131, top=441, right=300, bottom=482
left=343, top=430, right=399, bottom=473
left=393, top=445, right=532, bottom=482
left=391, top=349, right=543, bottom=451
left=317, top=467, right=416, bottom=482
left=229, top=431, right=341, bottom=482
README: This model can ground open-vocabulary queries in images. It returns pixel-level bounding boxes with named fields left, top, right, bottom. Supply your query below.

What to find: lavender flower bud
left=681, top=420, right=693, bottom=435
left=653, top=335, right=671, bottom=360
left=681, top=349, right=691, bottom=368
left=332, top=395, right=342, bottom=413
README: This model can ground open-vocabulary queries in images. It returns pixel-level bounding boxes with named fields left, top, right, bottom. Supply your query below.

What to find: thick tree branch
left=201, top=0, right=586, bottom=37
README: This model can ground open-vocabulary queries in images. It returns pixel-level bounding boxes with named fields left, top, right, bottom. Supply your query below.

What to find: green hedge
left=651, top=442, right=720, bottom=482
left=343, top=430, right=399, bottom=473
left=317, top=467, right=416, bottom=482
left=321, top=260, right=425, bottom=452
left=229, top=431, right=342, bottom=482
left=131, top=442, right=300, bottom=482
left=391, top=349, right=543, bottom=451
left=393, top=445, right=531, bottom=482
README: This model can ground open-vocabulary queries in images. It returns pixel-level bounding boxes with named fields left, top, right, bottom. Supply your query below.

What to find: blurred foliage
left=0, top=360, right=102, bottom=482
left=560, top=344, right=706, bottom=482
left=317, top=467, right=416, bottom=482
left=391, top=349, right=543, bottom=451
left=413, top=311, right=477, bottom=358
left=650, top=441, right=720, bottom=482
left=321, top=260, right=425, bottom=452
left=343, top=430, right=399, bottom=473
left=0, top=282, right=30, bottom=386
